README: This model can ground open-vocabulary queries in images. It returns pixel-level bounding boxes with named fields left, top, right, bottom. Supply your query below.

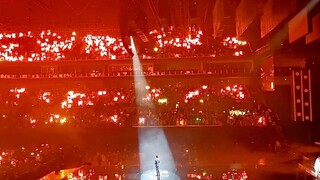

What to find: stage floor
left=138, top=169, right=180, bottom=180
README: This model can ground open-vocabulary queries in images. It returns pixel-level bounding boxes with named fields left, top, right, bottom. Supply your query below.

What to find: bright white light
left=131, top=36, right=177, bottom=178
left=138, top=128, right=177, bottom=175
left=315, top=157, right=320, bottom=176
left=158, top=98, right=167, bottom=104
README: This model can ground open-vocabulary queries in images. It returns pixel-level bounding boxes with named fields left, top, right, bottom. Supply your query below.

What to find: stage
left=40, top=166, right=181, bottom=180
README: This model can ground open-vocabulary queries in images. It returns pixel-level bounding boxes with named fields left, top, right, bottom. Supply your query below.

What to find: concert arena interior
left=0, top=0, right=320, bottom=179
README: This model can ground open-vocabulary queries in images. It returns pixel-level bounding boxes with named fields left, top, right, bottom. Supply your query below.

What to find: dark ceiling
left=0, top=0, right=216, bottom=36
left=0, top=0, right=121, bottom=34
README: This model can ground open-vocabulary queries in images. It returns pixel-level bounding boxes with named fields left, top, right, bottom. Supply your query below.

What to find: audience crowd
left=0, top=28, right=277, bottom=180
left=0, top=84, right=278, bottom=129
left=0, top=143, right=80, bottom=179
left=0, top=28, right=251, bottom=62
left=1, top=135, right=273, bottom=179
left=0, top=143, right=134, bottom=179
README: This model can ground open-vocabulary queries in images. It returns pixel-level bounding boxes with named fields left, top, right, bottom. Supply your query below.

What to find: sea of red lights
left=0, top=28, right=250, bottom=62
left=0, top=85, right=276, bottom=128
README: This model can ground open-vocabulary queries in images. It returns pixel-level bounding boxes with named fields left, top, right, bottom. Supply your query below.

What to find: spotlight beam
left=131, top=37, right=178, bottom=179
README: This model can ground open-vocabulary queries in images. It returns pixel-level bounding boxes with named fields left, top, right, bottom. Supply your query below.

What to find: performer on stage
left=155, top=155, right=160, bottom=177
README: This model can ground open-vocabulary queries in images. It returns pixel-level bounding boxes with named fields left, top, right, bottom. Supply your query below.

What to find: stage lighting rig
left=120, top=0, right=150, bottom=56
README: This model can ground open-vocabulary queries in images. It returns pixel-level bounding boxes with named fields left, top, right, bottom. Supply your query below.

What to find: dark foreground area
left=0, top=126, right=317, bottom=179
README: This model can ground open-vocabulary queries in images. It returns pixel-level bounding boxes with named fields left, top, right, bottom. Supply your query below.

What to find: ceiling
left=0, top=0, right=120, bottom=34
left=0, top=0, right=215, bottom=35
